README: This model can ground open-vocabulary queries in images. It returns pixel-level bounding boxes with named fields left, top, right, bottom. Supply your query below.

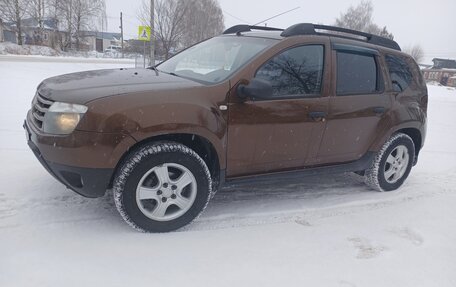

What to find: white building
left=80, top=31, right=121, bottom=52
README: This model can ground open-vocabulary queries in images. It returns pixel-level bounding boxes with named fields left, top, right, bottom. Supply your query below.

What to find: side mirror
left=237, top=78, right=273, bottom=100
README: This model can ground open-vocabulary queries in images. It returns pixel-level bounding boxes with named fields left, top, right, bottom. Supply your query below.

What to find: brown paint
left=26, top=32, right=427, bottom=182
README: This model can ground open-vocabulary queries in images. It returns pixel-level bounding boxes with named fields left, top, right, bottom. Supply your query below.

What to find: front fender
left=77, top=89, right=229, bottom=168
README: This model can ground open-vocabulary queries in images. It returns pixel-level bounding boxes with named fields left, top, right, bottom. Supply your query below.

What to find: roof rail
left=223, top=25, right=284, bottom=35
left=281, top=23, right=401, bottom=51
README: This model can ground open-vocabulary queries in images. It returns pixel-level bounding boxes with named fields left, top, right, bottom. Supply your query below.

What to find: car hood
left=37, top=68, right=203, bottom=104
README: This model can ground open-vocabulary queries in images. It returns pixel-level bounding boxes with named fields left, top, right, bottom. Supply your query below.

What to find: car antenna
left=253, top=6, right=300, bottom=26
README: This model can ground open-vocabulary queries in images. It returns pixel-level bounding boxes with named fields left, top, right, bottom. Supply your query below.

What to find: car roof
left=223, top=23, right=402, bottom=52
left=234, top=30, right=284, bottom=40
left=223, top=29, right=409, bottom=59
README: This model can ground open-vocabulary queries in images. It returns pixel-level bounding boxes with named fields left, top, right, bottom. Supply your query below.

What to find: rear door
left=226, top=41, right=331, bottom=177
left=315, top=44, right=391, bottom=165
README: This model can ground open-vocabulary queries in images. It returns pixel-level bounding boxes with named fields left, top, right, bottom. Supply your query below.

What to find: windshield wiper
left=159, top=70, right=183, bottom=79
left=147, top=66, right=160, bottom=76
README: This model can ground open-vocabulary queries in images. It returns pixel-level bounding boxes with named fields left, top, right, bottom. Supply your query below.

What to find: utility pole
left=68, top=0, right=72, bottom=49
left=150, top=0, right=155, bottom=66
left=120, top=12, right=124, bottom=58
left=101, top=14, right=104, bottom=52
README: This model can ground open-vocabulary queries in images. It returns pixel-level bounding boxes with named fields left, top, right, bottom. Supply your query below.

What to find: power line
left=122, top=12, right=139, bottom=20
left=121, top=18, right=138, bottom=25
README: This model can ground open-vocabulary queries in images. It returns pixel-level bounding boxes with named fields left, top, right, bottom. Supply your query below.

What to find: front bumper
left=24, top=116, right=135, bottom=198
left=27, top=136, right=113, bottom=198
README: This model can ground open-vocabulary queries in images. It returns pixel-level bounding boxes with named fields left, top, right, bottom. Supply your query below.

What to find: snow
left=0, top=42, right=60, bottom=56
left=1, top=57, right=456, bottom=287
left=0, top=42, right=135, bottom=60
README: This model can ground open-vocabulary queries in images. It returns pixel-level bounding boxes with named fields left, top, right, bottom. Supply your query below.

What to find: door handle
left=373, top=107, right=386, bottom=114
left=309, top=111, right=327, bottom=122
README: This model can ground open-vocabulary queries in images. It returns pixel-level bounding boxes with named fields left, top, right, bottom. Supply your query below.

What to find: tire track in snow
left=187, top=173, right=456, bottom=231
left=188, top=188, right=452, bottom=231
left=1, top=172, right=455, bottom=231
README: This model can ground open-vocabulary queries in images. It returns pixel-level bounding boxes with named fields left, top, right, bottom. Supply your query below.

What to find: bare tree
left=0, top=0, right=29, bottom=45
left=139, top=0, right=190, bottom=59
left=335, top=0, right=394, bottom=39
left=46, top=0, right=64, bottom=49
left=56, top=0, right=74, bottom=49
left=55, top=0, right=106, bottom=50
left=335, top=0, right=373, bottom=32
left=27, top=0, right=48, bottom=45
left=72, top=0, right=105, bottom=50
left=180, top=0, right=224, bottom=48
left=29, top=0, right=47, bottom=24
left=138, top=0, right=224, bottom=59
left=28, top=0, right=45, bottom=26
left=404, top=45, right=424, bottom=63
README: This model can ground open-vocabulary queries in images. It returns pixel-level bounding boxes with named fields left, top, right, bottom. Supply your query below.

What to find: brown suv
left=24, top=23, right=427, bottom=232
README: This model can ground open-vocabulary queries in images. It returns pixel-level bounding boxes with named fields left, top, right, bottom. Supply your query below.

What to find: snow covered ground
left=0, top=42, right=127, bottom=59
left=0, top=57, right=455, bottom=287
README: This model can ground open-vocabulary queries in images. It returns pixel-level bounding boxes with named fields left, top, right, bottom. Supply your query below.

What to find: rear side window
left=385, top=55, right=413, bottom=92
left=255, top=45, right=324, bottom=98
left=336, top=52, right=378, bottom=95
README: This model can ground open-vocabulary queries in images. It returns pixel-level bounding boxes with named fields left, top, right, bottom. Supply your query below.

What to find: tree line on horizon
left=334, top=0, right=423, bottom=62
left=0, top=0, right=225, bottom=58
left=0, top=0, right=106, bottom=49
left=0, top=0, right=422, bottom=62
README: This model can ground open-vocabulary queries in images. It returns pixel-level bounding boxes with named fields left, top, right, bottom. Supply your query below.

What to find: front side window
left=158, top=36, right=277, bottom=84
left=385, top=54, right=413, bottom=92
left=255, top=45, right=324, bottom=98
left=337, top=51, right=378, bottom=95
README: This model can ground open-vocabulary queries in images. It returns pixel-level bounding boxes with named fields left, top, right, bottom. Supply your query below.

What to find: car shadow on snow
left=199, top=173, right=376, bottom=217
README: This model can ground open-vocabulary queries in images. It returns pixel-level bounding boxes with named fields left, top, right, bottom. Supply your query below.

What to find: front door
left=226, top=44, right=330, bottom=177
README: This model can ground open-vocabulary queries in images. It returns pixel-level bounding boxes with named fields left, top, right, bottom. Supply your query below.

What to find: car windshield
left=157, top=36, right=277, bottom=84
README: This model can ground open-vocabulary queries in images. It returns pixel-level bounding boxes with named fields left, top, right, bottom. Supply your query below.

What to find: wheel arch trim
left=370, top=121, right=424, bottom=156
left=109, top=131, right=224, bottom=189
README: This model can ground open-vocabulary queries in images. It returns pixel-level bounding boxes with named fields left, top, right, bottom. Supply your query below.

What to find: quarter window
left=385, top=55, right=413, bottom=92
left=336, top=52, right=378, bottom=95
left=255, top=45, right=324, bottom=98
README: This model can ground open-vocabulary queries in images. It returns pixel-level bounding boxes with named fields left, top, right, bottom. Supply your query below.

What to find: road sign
left=138, top=26, right=151, bottom=41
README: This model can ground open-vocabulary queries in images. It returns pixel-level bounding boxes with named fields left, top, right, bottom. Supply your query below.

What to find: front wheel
left=364, top=133, right=415, bottom=192
left=113, top=142, right=212, bottom=232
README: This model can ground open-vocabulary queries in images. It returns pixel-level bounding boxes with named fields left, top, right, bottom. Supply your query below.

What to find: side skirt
left=221, top=152, right=376, bottom=188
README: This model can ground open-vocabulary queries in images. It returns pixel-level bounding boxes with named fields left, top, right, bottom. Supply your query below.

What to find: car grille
left=31, top=93, right=54, bottom=130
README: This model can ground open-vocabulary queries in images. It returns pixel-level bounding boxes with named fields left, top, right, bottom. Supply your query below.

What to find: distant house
left=3, top=18, right=64, bottom=48
left=448, top=76, right=456, bottom=88
left=79, top=31, right=121, bottom=52
left=1, top=17, right=121, bottom=53
left=0, top=19, right=18, bottom=43
left=422, top=58, right=456, bottom=86
left=21, top=18, right=61, bottom=47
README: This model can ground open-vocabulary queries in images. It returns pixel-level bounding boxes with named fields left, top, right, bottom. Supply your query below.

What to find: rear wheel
left=365, top=133, right=415, bottom=192
left=113, top=142, right=212, bottom=232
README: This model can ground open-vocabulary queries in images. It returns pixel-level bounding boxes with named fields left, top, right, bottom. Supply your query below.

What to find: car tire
left=364, top=133, right=415, bottom=192
left=113, top=142, right=213, bottom=233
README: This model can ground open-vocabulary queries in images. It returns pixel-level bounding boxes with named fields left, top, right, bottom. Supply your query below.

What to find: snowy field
left=0, top=57, right=455, bottom=287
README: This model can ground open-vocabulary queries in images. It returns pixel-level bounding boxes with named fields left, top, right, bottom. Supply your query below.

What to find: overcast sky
left=105, top=0, right=456, bottom=64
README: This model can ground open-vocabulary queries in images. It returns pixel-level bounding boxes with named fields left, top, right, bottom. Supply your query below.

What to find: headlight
left=43, top=102, right=88, bottom=135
